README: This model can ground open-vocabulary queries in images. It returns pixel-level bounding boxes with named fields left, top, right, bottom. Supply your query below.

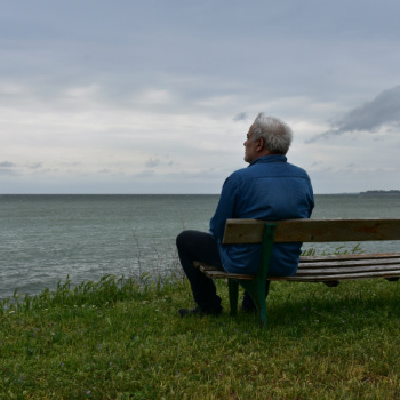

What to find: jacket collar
left=249, top=154, right=287, bottom=166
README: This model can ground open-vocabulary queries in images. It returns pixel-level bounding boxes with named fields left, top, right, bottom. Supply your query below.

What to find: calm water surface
left=1, top=193, right=399, bottom=298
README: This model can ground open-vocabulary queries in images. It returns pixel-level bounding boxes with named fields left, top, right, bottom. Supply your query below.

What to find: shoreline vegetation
left=359, top=190, right=400, bottom=197
left=361, top=190, right=400, bottom=194
left=1, top=246, right=400, bottom=398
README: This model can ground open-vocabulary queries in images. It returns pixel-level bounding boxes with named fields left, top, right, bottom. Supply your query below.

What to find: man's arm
left=209, top=176, right=239, bottom=242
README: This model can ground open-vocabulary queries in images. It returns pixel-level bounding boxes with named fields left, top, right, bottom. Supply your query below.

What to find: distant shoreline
left=360, top=190, right=400, bottom=195
left=0, top=191, right=399, bottom=197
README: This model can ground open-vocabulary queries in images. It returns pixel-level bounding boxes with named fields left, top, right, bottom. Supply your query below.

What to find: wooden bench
left=194, top=218, right=400, bottom=327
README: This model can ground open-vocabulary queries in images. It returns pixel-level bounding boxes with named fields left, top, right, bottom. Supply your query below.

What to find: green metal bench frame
left=227, top=224, right=277, bottom=328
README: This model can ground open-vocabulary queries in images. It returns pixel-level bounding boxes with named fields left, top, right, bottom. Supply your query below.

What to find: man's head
left=243, top=113, right=293, bottom=163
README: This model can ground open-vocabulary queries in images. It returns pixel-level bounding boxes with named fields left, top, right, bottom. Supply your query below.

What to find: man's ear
left=256, top=137, right=265, bottom=151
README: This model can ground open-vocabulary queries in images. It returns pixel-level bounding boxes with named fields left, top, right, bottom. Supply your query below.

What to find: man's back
left=210, top=154, right=314, bottom=276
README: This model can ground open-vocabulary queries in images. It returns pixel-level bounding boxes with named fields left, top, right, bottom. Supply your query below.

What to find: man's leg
left=176, top=230, right=223, bottom=314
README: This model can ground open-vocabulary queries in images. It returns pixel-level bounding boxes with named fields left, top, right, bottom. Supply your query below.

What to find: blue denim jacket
left=209, top=155, right=314, bottom=276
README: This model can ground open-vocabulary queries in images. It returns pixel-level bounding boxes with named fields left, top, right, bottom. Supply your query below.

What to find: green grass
left=1, top=274, right=400, bottom=399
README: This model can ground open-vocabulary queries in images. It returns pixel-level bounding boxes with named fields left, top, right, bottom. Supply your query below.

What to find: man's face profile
left=243, top=125, right=258, bottom=163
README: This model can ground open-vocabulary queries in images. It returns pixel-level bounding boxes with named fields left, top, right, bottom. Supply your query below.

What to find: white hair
left=253, top=113, right=293, bottom=154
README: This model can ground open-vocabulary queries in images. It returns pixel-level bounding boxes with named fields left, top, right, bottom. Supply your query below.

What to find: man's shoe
left=241, top=303, right=256, bottom=313
left=241, top=292, right=257, bottom=313
left=178, top=306, right=222, bottom=318
left=178, top=306, right=202, bottom=317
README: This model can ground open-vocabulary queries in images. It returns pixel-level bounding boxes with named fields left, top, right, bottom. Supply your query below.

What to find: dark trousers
left=176, top=230, right=223, bottom=312
left=176, top=230, right=270, bottom=312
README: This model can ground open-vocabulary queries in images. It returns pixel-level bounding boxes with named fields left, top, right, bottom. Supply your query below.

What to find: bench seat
left=195, top=253, right=400, bottom=283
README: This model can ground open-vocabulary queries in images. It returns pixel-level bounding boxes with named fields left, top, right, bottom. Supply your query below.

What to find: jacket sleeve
left=306, top=176, right=314, bottom=218
left=209, top=175, right=240, bottom=243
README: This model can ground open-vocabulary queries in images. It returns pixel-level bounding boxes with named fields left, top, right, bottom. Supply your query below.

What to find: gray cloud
left=97, top=168, right=111, bottom=174
left=27, top=162, right=42, bottom=169
left=145, top=159, right=161, bottom=168
left=309, top=86, right=400, bottom=142
left=0, top=161, right=15, bottom=168
left=233, top=112, right=248, bottom=121
left=145, top=158, right=175, bottom=169
left=0, top=161, right=17, bottom=175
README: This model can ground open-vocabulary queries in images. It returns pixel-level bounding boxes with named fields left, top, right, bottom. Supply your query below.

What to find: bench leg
left=228, top=279, right=239, bottom=316
left=248, top=281, right=267, bottom=328
left=232, top=279, right=267, bottom=328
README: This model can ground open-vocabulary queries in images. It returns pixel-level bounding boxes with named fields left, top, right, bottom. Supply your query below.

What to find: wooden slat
left=298, top=262, right=400, bottom=271
left=222, top=218, right=400, bottom=244
left=275, top=219, right=400, bottom=242
left=281, top=272, right=400, bottom=282
left=193, top=262, right=217, bottom=271
left=295, top=266, right=400, bottom=275
left=203, top=270, right=256, bottom=280
left=300, top=253, right=400, bottom=263
left=222, top=219, right=265, bottom=244
left=297, top=258, right=400, bottom=270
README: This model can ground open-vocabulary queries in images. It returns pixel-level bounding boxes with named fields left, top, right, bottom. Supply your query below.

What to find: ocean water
left=1, top=193, right=399, bottom=299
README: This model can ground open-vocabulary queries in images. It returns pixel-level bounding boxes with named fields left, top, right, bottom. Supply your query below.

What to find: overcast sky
left=1, top=0, right=399, bottom=194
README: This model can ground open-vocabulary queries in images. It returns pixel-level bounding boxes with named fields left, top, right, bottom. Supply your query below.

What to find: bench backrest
left=222, top=218, right=400, bottom=244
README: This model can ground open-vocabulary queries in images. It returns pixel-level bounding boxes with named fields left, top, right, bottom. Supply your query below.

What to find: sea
left=1, top=193, right=400, bottom=299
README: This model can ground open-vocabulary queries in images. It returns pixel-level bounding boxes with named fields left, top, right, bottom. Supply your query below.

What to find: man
left=176, top=113, right=314, bottom=316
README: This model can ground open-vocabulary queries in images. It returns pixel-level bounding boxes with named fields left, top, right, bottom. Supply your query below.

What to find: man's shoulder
left=286, top=162, right=310, bottom=176
left=230, top=165, right=249, bottom=176
left=227, top=166, right=252, bottom=183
